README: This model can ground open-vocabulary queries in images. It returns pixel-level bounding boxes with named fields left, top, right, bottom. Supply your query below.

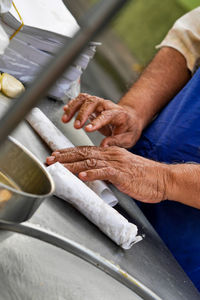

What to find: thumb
left=100, top=136, right=119, bottom=147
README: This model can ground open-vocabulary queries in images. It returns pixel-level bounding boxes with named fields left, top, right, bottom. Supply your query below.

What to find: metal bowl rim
left=0, top=136, right=55, bottom=199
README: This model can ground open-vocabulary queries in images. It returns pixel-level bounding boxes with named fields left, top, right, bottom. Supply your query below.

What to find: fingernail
left=86, top=124, right=93, bottom=130
left=80, top=172, right=87, bottom=178
left=62, top=115, right=67, bottom=122
left=74, top=120, right=81, bottom=128
left=47, top=156, right=55, bottom=162
left=62, top=114, right=68, bottom=122
left=52, top=152, right=59, bottom=156
left=63, top=105, right=68, bottom=111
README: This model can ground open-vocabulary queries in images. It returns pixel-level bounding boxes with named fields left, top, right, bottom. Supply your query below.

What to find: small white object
left=47, top=162, right=139, bottom=249
left=26, top=108, right=118, bottom=206
left=1, top=73, right=25, bottom=98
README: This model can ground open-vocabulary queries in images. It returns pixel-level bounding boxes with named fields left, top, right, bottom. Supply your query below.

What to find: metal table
left=0, top=94, right=198, bottom=300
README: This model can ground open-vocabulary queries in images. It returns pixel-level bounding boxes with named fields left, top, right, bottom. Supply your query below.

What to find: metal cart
left=0, top=1, right=199, bottom=299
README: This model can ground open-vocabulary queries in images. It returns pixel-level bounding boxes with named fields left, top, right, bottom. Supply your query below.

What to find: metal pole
left=0, top=0, right=129, bottom=146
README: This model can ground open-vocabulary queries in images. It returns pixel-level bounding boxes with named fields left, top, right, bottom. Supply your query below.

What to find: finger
left=85, top=110, right=118, bottom=132
left=89, top=113, right=113, bottom=136
left=63, top=159, right=107, bottom=174
left=49, top=146, right=108, bottom=163
left=100, top=133, right=135, bottom=148
left=79, top=167, right=117, bottom=182
left=62, top=112, right=72, bottom=123
left=46, top=156, right=56, bottom=165
left=62, top=93, right=88, bottom=123
left=52, top=148, right=74, bottom=154
left=75, top=96, right=101, bottom=128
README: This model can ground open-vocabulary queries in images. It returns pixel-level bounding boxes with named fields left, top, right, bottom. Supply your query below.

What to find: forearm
left=119, top=47, right=191, bottom=128
left=166, top=164, right=200, bottom=208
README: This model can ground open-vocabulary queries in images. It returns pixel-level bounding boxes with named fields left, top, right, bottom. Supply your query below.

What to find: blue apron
left=131, top=67, right=200, bottom=290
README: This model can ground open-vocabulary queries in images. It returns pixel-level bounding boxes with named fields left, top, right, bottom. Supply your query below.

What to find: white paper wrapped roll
left=47, top=162, right=139, bottom=249
left=27, top=107, right=74, bottom=150
left=27, top=107, right=118, bottom=206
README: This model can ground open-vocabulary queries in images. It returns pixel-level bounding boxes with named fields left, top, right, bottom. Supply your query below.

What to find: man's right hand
left=62, top=93, right=144, bottom=148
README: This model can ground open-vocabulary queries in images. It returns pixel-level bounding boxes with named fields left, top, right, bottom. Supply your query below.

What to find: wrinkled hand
left=62, top=93, right=143, bottom=148
left=46, top=146, right=170, bottom=203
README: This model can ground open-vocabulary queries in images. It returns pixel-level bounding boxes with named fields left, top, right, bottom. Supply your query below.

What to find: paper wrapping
left=47, top=162, right=139, bottom=249
left=26, top=107, right=118, bottom=206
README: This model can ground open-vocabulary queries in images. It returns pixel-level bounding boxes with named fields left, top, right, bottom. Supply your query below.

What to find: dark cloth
left=131, top=67, right=200, bottom=290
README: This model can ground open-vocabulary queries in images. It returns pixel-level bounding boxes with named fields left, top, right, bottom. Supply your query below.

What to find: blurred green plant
left=89, top=0, right=199, bottom=69
left=178, top=0, right=200, bottom=9
left=113, top=0, right=187, bottom=66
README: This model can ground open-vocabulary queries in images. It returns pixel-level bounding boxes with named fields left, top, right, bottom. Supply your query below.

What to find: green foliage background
left=90, top=0, right=200, bottom=66
left=113, top=0, right=187, bottom=66
left=114, top=0, right=200, bottom=66
left=179, top=0, right=200, bottom=9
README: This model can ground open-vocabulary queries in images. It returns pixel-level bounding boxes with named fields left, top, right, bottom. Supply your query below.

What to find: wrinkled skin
left=46, top=146, right=170, bottom=203
left=62, top=93, right=144, bottom=148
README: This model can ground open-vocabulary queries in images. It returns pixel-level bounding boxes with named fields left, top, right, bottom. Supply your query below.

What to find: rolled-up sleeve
left=156, top=7, right=200, bottom=72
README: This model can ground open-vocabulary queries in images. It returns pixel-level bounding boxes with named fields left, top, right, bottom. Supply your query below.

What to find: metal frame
left=0, top=3, right=198, bottom=299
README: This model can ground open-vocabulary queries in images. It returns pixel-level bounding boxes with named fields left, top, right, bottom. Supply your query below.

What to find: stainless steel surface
left=0, top=136, right=54, bottom=222
left=0, top=221, right=161, bottom=300
left=0, top=0, right=130, bottom=147
left=0, top=230, right=143, bottom=300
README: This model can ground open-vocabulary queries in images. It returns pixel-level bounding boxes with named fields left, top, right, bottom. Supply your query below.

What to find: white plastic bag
left=0, top=25, right=9, bottom=55
left=0, top=0, right=11, bottom=55
left=0, top=0, right=12, bottom=14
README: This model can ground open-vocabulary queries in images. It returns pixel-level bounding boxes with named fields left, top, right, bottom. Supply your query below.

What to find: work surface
left=0, top=94, right=199, bottom=300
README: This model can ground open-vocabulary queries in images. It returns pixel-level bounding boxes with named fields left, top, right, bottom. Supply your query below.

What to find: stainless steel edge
left=0, top=220, right=162, bottom=300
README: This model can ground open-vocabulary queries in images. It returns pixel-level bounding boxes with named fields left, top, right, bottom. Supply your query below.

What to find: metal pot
left=0, top=136, right=54, bottom=222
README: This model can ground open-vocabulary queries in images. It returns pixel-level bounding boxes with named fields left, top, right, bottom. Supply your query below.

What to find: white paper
left=86, top=180, right=118, bottom=207
left=48, top=162, right=140, bottom=249
left=26, top=108, right=118, bottom=207
left=10, top=0, right=79, bottom=38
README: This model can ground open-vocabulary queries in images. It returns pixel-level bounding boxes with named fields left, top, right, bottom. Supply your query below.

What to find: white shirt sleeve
left=156, top=7, right=200, bottom=72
